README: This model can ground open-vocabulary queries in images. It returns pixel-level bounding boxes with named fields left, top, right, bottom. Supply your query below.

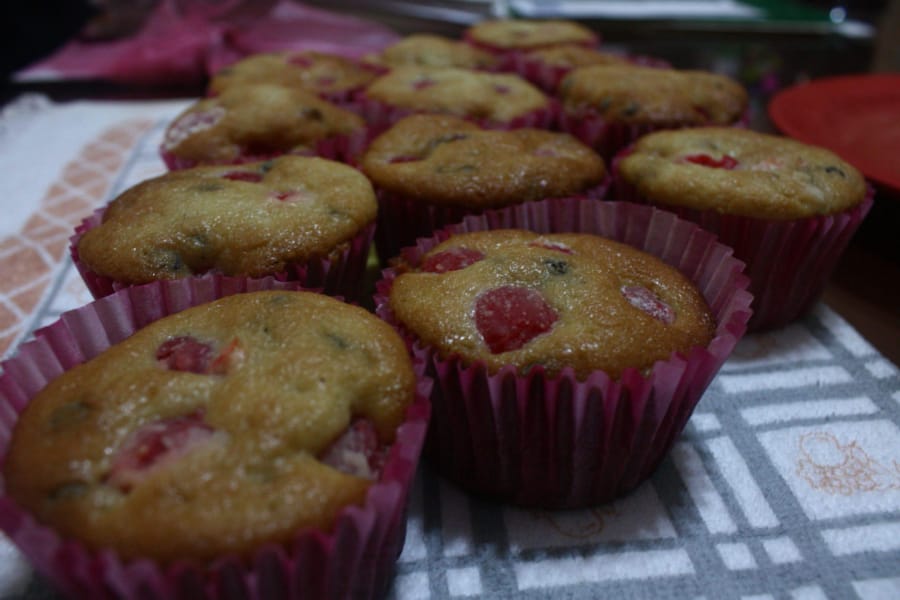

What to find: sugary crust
left=618, top=127, right=867, bottom=218
left=523, top=44, right=630, bottom=69
left=162, top=84, right=365, bottom=165
left=361, top=115, right=606, bottom=208
left=208, top=51, right=378, bottom=96
left=368, top=34, right=500, bottom=69
left=466, top=19, right=597, bottom=50
left=390, top=230, right=715, bottom=379
left=4, top=291, right=416, bottom=562
left=363, top=67, right=549, bottom=123
left=560, top=65, right=747, bottom=125
left=77, top=156, right=376, bottom=282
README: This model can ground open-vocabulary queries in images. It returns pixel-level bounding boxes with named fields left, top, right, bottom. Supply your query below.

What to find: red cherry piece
left=107, top=410, right=214, bottom=491
left=412, top=78, right=435, bottom=90
left=287, top=54, right=314, bottom=68
left=319, top=419, right=385, bottom=479
left=156, top=336, right=214, bottom=373
left=222, top=171, right=263, bottom=182
left=475, top=286, right=558, bottom=354
left=528, top=239, right=573, bottom=254
left=421, top=247, right=485, bottom=273
left=493, top=84, right=511, bottom=95
left=316, top=76, right=336, bottom=86
left=389, top=155, right=421, bottom=164
left=621, top=285, right=675, bottom=324
left=683, top=154, right=739, bottom=169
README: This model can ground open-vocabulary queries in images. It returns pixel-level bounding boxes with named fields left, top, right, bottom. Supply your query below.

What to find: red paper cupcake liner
left=558, top=108, right=749, bottom=161
left=501, top=52, right=672, bottom=94
left=374, top=198, right=752, bottom=508
left=0, top=277, right=431, bottom=600
left=372, top=179, right=609, bottom=265
left=610, top=151, right=875, bottom=331
left=70, top=208, right=376, bottom=303
left=356, top=94, right=558, bottom=139
left=160, top=126, right=372, bottom=170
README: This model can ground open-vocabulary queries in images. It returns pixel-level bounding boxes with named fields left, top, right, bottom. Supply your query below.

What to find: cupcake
left=505, top=44, right=671, bottom=93
left=360, top=114, right=607, bottom=263
left=358, top=66, right=555, bottom=133
left=0, top=280, right=430, bottom=599
left=463, top=18, right=599, bottom=56
left=374, top=199, right=752, bottom=508
left=364, top=33, right=500, bottom=71
left=612, top=126, right=873, bottom=330
left=72, top=156, right=377, bottom=301
left=558, top=64, right=748, bottom=159
left=208, top=50, right=381, bottom=105
left=160, top=83, right=368, bottom=169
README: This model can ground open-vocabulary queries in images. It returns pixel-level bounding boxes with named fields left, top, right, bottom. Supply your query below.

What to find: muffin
left=389, top=230, right=715, bottom=378
left=365, top=33, right=500, bottom=70
left=359, top=66, right=555, bottom=132
left=558, top=64, right=749, bottom=159
left=375, top=198, right=752, bottom=507
left=613, top=127, right=873, bottom=330
left=0, top=280, right=430, bottom=599
left=464, top=19, right=599, bottom=55
left=506, top=44, right=671, bottom=93
left=160, top=83, right=368, bottom=169
left=208, top=50, right=380, bottom=104
left=360, top=114, right=608, bottom=262
left=72, top=156, right=377, bottom=301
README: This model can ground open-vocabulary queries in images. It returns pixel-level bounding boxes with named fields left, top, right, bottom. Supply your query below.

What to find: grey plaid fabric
left=1, top=115, right=898, bottom=600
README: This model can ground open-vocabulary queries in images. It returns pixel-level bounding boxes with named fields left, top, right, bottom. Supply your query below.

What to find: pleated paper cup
left=374, top=198, right=752, bottom=508
left=0, top=277, right=431, bottom=599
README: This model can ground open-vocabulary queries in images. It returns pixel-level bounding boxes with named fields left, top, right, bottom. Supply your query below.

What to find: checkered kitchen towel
left=1, top=97, right=898, bottom=599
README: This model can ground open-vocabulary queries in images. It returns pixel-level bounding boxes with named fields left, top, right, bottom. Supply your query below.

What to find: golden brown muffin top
left=465, top=19, right=597, bottom=50
left=617, top=127, right=868, bottom=219
left=361, top=115, right=606, bottom=208
left=390, top=230, right=715, bottom=379
left=208, top=51, right=378, bottom=96
left=77, top=156, right=376, bottom=283
left=560, top=65, right=748, bottom=126
left=523, top=44, right=631, bottom=69
left=162, top=83, right=365, bottom=165
left=4, top=291, right=416, bottom=563
left=367, top=34, right=500, bottom=70
left=364, top=67, right=549, bottom=123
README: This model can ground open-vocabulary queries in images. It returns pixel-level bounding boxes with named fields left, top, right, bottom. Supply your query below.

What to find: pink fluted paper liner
left=356, top=94, right=558, bottom=140
left=70, top=208, right=376, bottom=303
left=160, top=126, right=373, bottom=170
left=372, top=179, right=610, bottom=266
left=0, top=277, right=431, bottom=599
left=374, top=198, right=752, bottom=508
left=610, top=151, right=875, bottom=330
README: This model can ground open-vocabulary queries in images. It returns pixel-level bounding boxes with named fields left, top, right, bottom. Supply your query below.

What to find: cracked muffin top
left=464, top=19, right=597, bottom=51
left=361, top=114, right=606, bottom=208
left=363, top=67, right=550, bottom=124
left=161, top=83, right=365, bottom=167
left=560, top=65, right=747, bottom=126
left=4, top=290, right=416, bottom=563
left=616, top=127, right=867, bottom=219
left=389, top=229, right=715, bottom=379
left=208, top=51, right=378, bottom=98
left=77, top=156, right=376, bottom=283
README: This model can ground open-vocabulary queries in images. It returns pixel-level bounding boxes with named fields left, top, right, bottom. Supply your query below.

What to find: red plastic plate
left=769, top=73, right=900, bottom=195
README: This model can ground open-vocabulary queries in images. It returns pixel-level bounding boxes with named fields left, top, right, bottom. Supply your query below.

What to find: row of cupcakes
left=0, top=17, right=874, bottom=600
